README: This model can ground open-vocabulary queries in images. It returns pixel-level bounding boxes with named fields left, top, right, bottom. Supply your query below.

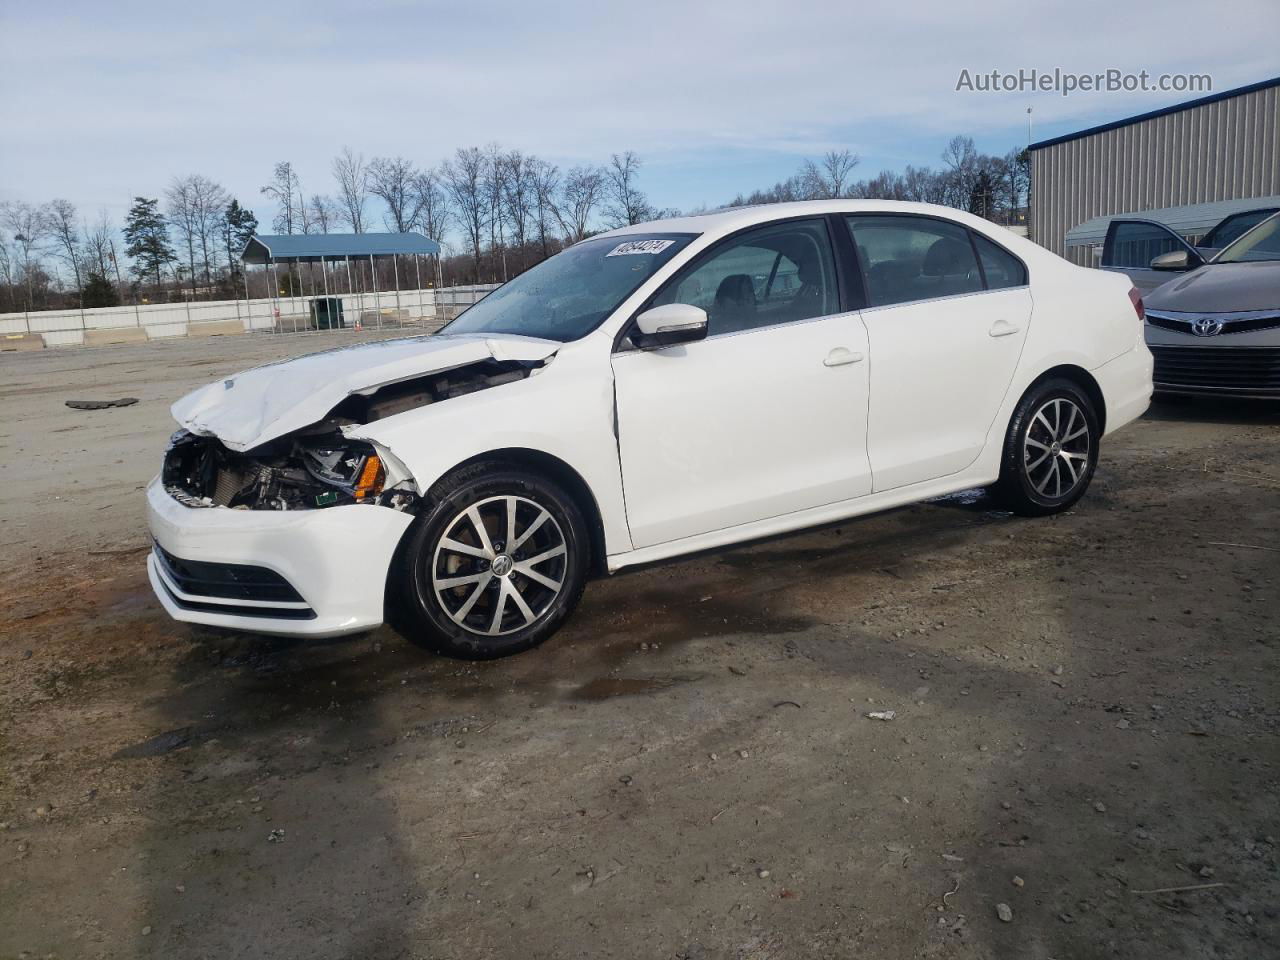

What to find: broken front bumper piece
left=146, top=476, right=413, bottom=637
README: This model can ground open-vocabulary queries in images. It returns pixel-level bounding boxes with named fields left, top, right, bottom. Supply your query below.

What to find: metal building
left=1029, top=77, right=1280, bottom=264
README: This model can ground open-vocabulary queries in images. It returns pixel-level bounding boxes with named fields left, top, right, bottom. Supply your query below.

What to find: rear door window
left=845, top=215, right=983, bottom=307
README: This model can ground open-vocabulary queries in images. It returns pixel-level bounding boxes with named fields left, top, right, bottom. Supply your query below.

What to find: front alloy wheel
left=431, top=495, right=568, bottom=636
left=392, top=464, right=589, bottom=659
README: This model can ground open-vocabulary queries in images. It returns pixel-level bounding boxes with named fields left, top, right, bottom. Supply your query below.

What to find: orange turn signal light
left=353, top=455, right=384, bottom=500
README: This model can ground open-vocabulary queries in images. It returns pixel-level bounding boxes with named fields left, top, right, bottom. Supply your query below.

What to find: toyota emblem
left=1191, top=317, right=1224, bottom=337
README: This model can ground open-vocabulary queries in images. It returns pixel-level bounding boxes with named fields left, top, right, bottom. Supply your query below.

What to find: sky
left=1, top=0, right=1276, bottom=253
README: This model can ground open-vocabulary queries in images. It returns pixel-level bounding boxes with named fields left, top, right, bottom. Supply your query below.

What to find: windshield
left=442, top=234, right=695, bottom=341
left=1214, top=212, right=1280, bottom=264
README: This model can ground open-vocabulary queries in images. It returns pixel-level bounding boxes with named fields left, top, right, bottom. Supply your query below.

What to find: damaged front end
left=164, top=355, right=543, bottom=512
left=162, top=429, right=405, bottom=511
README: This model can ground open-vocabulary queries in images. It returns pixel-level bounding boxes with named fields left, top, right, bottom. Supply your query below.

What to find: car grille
left=1151, top=345, right=1280, bottom=397
left=153, top=544, right=308, bottom=605
left=1146, top=310, right=1280, bottom=336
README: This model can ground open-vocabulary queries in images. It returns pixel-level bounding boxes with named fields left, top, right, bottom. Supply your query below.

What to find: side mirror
left=1150, top=249, right=1198, bottom=271
left=632, top=303, right=708, bottom=349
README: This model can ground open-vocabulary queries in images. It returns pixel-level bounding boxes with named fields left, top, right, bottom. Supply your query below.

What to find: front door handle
left=824, top=347, right=864, bottom=367
left=989, top=319, right=1021, bottom=338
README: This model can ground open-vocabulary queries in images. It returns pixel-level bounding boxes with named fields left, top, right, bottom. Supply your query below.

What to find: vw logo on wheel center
left=1191, top=317, right=1224, bottom=337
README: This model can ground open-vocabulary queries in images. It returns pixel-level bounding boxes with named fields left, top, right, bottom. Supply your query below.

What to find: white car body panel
left=611, top=310, right=872, bottom=548
left=172, top=332, right=560, bottom=452
left=347, top=338, right=635, bottom=555
left=861, top=287, right=1032, bottom=492
left=146, top=200, right=1152, bottom=637
left=146, top=477, right=413, bottom=636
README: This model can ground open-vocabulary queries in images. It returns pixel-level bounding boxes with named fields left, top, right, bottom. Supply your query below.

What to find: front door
left=611, top=218, right=873, bottom=549
left=1101, top=218, right=1203, bottom=294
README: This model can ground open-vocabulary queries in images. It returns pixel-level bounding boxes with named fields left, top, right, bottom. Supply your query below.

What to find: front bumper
left=1146, top=316, right=1280, bottom=399
left=146, top=476, right=414, bottom=637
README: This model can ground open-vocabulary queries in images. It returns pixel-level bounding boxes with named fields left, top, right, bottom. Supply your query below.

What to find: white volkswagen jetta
left=149, top=201, right=1153, bottom=658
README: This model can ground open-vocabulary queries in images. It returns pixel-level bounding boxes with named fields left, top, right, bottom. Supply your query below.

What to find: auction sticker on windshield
left=606, top=239, right=676, bottom=257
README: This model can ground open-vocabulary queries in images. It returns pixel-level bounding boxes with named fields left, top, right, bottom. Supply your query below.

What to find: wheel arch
left=1023, top=364, right=1107, bottom=434
left=435, top=447, right=609, bottom=577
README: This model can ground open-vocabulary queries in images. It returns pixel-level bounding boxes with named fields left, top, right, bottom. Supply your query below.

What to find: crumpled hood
left=172, top=333, right=560, bottom=451
left=1145, top=261, right=1280, bottom=313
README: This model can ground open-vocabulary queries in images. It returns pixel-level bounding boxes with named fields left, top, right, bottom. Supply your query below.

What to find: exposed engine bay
left=164, top=358, right=535, bottom=511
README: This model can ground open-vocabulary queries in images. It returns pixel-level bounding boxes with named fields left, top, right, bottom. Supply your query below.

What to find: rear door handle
left=824, top=347, right=864, bottom=367
left=989, top=319, right=1021, bottom=338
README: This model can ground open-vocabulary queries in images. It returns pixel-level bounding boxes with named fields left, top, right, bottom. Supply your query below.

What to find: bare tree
left=261, top=161, right=303, bottom=234
left=85, top=210, right=115, bottom=278
left=555, top=166, right=604, bottom=243
left=603, top=151, right=654, bottom=228
left=530, top=158, right=561, bottom=258
left=167, top=175, right=230, bottom=295
left=166, top=178, right=201, bottom=296
left=0, top=238, right=14, bottom=310
left=502, top=150, right=534, bottom=252
left=412, top=168, right=450, bottom=245
left=367, top=156, right=424, bottom=232
left=332, top=147, right=369, bottom=233
left=46, top=199, right=83, bottom=298
left=3, top=201, right=51, bottom=310
left=940, top=136, right=980, bottom=208
left=307, top=195, right=337, bottom=234
left=443, top=147, right=489, bottom=280
left=801, top=149, right=860, bottom=199
left=483, top=144, right=509, bottom=281
left=1001, top=147, right=1030, bottom=221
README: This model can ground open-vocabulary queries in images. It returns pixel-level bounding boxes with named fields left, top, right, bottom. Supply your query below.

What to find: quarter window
left=973, top=233, right=1027, bottom=289
left=650, top=219, right=838, bottom=336
left=846, top=215, right=983, bottom=307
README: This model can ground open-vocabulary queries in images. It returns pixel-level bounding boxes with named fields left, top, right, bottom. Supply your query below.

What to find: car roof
left=597, top=199, right=1017, bottom=243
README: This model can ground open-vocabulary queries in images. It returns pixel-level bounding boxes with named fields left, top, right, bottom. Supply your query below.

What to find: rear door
left=843, top=214, right=1032, bottom=492
left=1101, top=219, right=1203, bottom=293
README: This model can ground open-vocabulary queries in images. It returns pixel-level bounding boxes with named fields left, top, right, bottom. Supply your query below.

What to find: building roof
left=241, top=232, right=440, bottom=263
left=1064, top=195, right=1280, bottom=247
left=1029, top=76, right=1280, bottom=152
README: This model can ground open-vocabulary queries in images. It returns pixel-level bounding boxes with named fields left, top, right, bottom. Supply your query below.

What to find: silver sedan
left=1144, top=211, right=1280, bottom=399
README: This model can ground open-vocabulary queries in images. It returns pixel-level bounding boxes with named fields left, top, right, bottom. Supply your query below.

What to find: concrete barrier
left=187, top=319, right=246, bottom=338
left=0, top=333, right=44, bottom=352
left=84, top=327, right=149, bottom=347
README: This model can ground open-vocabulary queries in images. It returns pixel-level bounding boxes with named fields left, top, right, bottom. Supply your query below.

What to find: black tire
left=993, top=377, right=1101, bottom=517
left=389, top=463, right=590, bottom=659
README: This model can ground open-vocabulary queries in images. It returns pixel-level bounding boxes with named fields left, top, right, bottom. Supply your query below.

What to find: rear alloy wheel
left=995, top=378, right=1100, bottom=516
left=392, top=465, right=589, bottom=659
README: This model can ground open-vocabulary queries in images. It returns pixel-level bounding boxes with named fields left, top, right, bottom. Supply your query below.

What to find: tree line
left=0, top=135, right=1029, bottom=314
left=725, top=137, right=1030, bottom=223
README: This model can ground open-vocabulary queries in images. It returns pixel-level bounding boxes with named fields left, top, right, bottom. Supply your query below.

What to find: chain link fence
left=0, top=284, right=500, bottom=349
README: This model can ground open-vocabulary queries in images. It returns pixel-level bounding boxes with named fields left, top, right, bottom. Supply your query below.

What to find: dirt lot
left=1, top=333, right=1277, bottom=960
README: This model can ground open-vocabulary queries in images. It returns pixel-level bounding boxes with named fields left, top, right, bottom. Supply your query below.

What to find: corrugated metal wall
left=1031, top=84, right=1280, bottom=264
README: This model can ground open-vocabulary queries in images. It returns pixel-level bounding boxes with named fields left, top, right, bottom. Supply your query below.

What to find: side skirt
left=605, top=468, right=1001, bottom=573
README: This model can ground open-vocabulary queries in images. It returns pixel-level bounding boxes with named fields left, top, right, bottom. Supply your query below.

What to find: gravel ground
left=1, top=334, right=1277, bottom=960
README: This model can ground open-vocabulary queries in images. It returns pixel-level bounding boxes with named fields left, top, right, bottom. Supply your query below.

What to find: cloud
left=0, top=0, right=1274, bottom=219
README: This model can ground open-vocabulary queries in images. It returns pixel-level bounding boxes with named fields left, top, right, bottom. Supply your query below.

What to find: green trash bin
left=310, top=297, right=345, bottom=330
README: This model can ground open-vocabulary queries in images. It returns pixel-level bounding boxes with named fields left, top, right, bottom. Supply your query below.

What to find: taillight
left=1128, top=286, right=1145, bottom=322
